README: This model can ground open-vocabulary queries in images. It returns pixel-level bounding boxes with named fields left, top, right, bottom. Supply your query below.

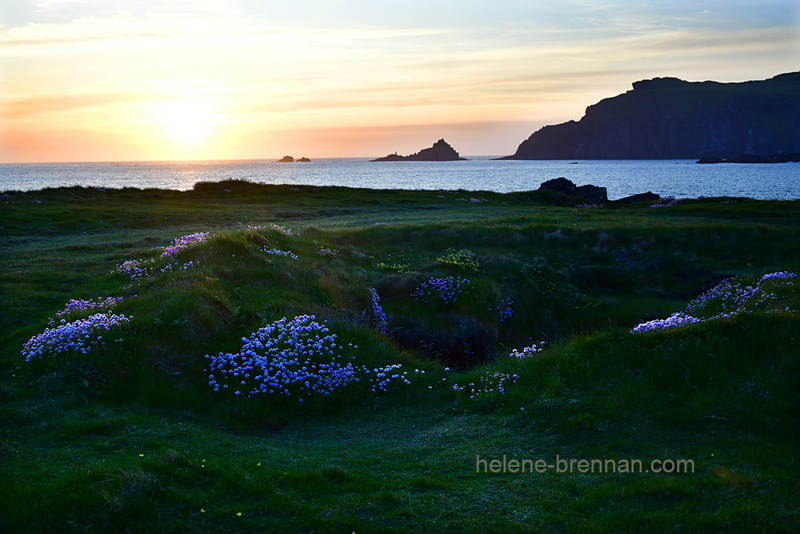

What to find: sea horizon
left=3, top=158, right=800, bottom=201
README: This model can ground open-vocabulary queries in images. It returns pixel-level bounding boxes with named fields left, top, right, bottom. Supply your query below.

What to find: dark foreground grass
left=1, top=182, right=799, bottom=532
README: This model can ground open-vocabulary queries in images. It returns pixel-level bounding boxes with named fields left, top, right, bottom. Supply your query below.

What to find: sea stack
left=277, top=155, right=294, bottom=163
left=372, top=139, right=467, bottom=162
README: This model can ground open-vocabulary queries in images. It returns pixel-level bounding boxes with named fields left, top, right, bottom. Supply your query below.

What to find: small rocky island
left=372, top=139, right=467, bottom=162
left=277, top=155, right=294, bottom=163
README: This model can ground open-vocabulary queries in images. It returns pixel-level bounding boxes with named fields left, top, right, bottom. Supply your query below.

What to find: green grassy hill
left=1, top=182, right=798, bottom=532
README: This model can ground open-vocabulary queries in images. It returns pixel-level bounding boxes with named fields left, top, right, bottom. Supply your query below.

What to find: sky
left=1, top=0, right=798, bottom=162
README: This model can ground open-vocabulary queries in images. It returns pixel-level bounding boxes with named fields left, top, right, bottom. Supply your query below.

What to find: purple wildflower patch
left=160, top=232, right=210, bottom=258
left=262, top=246, right=299, bottom=260
left=411, top=275, right=471, bottom=305
left=633, top=271, right=798, bottom=332
left=370, top=288, right=388, bottom=335
left=205, top=315, right=413, bottom=401
left=23, top=313, right=132, bottom=361
left=632, top=312, right=701, bottom=333
left=115, top=258, right=156, bottom=282
left=50, top=296, right=124, bottom=326
left=509, top=342, right=546, bottom=358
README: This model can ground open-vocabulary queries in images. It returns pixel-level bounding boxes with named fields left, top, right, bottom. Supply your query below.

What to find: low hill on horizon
left=503, top=72, right=800, bottom=160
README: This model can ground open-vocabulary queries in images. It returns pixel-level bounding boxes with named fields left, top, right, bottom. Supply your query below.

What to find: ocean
left=2, top=158, right=800, bottom=200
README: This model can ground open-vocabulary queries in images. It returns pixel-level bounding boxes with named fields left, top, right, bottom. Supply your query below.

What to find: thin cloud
left=0, top=14, right=444, bottom=51
left=1, top=92, right=139, bottom=119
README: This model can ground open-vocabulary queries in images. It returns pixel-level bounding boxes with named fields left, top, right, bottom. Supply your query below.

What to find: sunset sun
left=156, top=97, right=222, bottom=145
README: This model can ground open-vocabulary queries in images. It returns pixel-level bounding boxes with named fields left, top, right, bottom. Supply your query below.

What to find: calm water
left=2, top=158, right=800, bottom=200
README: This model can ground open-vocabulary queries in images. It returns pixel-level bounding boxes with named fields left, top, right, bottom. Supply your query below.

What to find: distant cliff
left=504, top=72, right=800, bottom=160
left=372, top=139, right=467, bottom=162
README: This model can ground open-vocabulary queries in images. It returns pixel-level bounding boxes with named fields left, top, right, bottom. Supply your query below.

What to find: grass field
left=1, top=181, right=799, bottom=532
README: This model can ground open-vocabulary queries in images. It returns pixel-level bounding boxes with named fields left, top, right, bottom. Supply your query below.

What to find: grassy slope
left=1, top=183, right=799, bottom=532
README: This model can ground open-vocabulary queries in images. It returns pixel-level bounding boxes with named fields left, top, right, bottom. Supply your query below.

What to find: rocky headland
left=503, top=72, right=800, bottom=160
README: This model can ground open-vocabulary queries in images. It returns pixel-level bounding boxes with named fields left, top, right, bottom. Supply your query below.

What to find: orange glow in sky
left=1, top=1, right=798, bottom=162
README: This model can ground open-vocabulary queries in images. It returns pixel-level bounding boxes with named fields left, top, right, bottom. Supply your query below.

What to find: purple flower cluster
left=206, top=315, right=357, bottom=399
left=685, top=271, right=797, bottom=317
left=363, top=364, right=412, bottom=392
left=411, top=275, right=471, bottom=305
left=632, top=312, right=701, bottom=333
left=50, top=296, right=124, bottom=325
left=263, top=247, right=299, bottom=260
left=509, top=341, right=546, bottom=358
left=249, top=223, right=294, bottom=235
left=635, top=271, right=798, bottom=333
left=22, top=313, right=132, bottom=362
left=684, top=279, right=737, bottom=315
left=452, top=372, right=519, bottom=399
left=205, top=315, right=417, bottom=401
left=731, top=284, right=762, bottom=308
left=115, top=258, right=156, bottom=282
left=316, top=245, right=339, bottom=257
left=369, top=288, right=388, bottom=335
left=159, top=261, right=197, bottom=273
left=160, top=232, right=210, bottom=258
left=494, top=298, right=514, bottom=323
left=761, top=271, right=797, bottom=282
left=268, top=223, right=294, bottom=236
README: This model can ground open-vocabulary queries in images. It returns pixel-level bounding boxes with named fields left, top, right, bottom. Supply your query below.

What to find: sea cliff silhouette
left=503, top=72, right=800, bottom=160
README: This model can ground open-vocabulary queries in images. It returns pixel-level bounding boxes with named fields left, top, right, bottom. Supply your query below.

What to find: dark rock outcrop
left=297, top=157, right=311, bottom=162
left=538, top=177, right=608, bottom=204
left=277, top=155, right=294, bottom=163
left=538, top=177, right=575, bottom=195
left=372, top=152, right=405, bottom=162
left=504, top=72, right=800, bottom=160
left=372, top=139, right=467, bottom=162
left=697, top=156, right=724, bottom=164
left=611, top=192, right=661, bottom=205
